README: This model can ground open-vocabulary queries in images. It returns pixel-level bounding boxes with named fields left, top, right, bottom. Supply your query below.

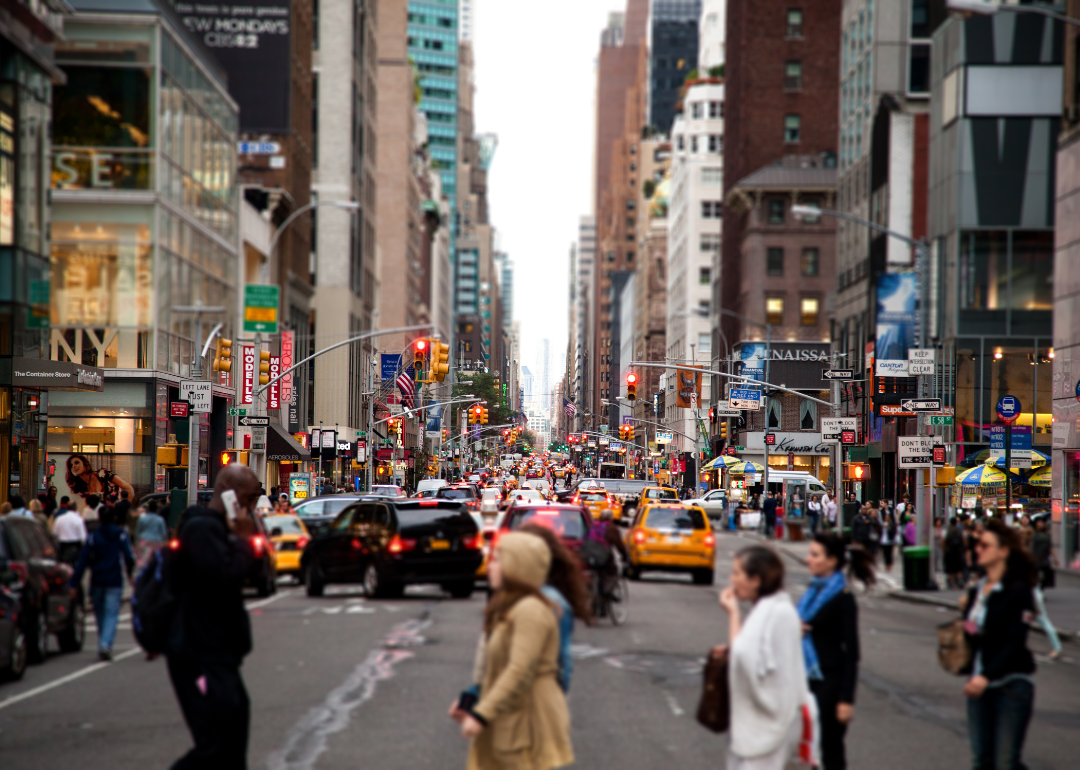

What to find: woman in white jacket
left=719, top=544, right=810, bottom=769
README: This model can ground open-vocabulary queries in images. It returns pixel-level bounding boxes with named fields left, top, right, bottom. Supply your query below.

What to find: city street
left=1, top=533, right=1076, bottom=769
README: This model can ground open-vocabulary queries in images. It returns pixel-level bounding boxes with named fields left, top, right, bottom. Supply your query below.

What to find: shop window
left=1011, top=231, right=1053, bottom=311
left=801, top=296, right=820, bottom=326
left=766, top=296, right=784, bottom=325
left=959, top=231, right=1007, bottom=309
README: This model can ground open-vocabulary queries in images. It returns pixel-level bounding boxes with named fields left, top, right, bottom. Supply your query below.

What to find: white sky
left=472, top=0, right=618, bottom=392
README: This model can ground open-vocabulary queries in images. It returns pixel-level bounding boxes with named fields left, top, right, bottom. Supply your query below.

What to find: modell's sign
left=7, top=358, right=105, bottom=391
left=242, top=346, right=255, bottom=405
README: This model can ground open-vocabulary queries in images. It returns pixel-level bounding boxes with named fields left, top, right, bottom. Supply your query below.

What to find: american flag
left=396, top=365, right=415, bottom=409
left=563, top=398, right=577, bottom=417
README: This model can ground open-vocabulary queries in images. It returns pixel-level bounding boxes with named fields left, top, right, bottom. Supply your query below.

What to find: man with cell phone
left=165, top=464, right=261, bottom=768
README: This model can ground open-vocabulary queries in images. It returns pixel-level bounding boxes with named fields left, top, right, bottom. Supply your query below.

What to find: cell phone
left=221, top=489, right=240, bottom=522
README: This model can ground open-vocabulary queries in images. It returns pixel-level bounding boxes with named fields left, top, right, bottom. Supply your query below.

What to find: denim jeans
left=967, top=677, right=1034, bottom=770
left=89, top=586, right=123, bottom=652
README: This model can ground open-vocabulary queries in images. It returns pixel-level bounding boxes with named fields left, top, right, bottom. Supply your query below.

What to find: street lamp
left=945, top=0, right=1080, bottom=26
left=263, top=199, right=360, bottom=283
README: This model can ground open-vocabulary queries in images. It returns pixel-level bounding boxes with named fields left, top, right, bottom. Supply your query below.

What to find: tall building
left=698, top=0, right=726, bottom=70
left=573, top=217, right=596, bottom=429
left=666, top=80, right=724, bottom=452
left=46, top=0, right=240, bottom=500
left=312, top=0, right=378, bottom=433
left=409, top=1, right=459, bottom=203
left=648, top=0, right=700, bottom=135
left=0, top=0, right=68, bottom=503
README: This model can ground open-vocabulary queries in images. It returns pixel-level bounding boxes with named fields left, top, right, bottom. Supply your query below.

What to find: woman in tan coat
left=452, top=532, right=574, bottom=770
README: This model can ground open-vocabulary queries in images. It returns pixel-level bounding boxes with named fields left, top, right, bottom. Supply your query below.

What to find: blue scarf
left=797, top=570, right=847, bottom=681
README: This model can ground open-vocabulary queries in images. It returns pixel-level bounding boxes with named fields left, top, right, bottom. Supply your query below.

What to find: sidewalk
left=728, top=531, right=1080, bottom=644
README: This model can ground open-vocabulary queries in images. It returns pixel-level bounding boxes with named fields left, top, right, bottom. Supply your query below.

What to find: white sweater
left=728, top=591, right=808, bottom=758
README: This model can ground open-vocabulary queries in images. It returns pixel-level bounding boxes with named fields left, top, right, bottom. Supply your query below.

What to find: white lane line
left=248, top=591, right=293, bottom=611
left=266, top=618, right=431, bottom=770
left=0, top=592, right=290, bottom=710
left=0, top=647, right=143, bottom=712
left=664, top=692, right=685, bottom=717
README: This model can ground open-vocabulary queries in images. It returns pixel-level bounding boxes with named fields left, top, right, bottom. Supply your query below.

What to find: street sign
left=840, top=430, right=857, bottom=444
left=170, top=402, right=189, bottom=418
left=900, top=398, right=941, bottom=412
left=908, top=348, right=935, bottom=375
left=997, top=395, right=1021, bottom=423
left=730, top=388, right=762, bottom=410
left=238, top=141, right=282, bottom=155
left=238, top=415, right=270, bottom=427
left=243, top=284, right=280, bottom=334
left=179, top=381, right=213, bottom=413
left=928, top=415, right=953, bottom=426
left=713, top=400, right=740, bottom=417
left=656, top=431, right=673, bottom=444
left=822, top=369, right=854, bottom=381
left=898, top=437, right=934, bottom=468
left=876, top=360, right=909, bottom=377
left=821, top=417, right=858, bottom=443
left=251, top=426, right=266, bottom=451
left=228, top=408, right=249, bottom=417
left=933, top=446, right=946, bottom=464
left=764, top=433, right=776, bottom=445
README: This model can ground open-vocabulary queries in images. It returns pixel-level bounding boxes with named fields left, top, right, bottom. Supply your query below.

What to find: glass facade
left=408, top=0, right=458, bottom=200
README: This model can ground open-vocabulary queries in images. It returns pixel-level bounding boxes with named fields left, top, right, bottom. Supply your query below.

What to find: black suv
left=294, top=495, right=362, bottom=537
left=301, top=498, right=482, bottom=599
left=0, top=516, right=85, bottom=664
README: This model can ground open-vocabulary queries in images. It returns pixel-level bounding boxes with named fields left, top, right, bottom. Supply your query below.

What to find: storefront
left=743, top=431, right=832, bottom=484
left=265, top=423, right=311, bottom=496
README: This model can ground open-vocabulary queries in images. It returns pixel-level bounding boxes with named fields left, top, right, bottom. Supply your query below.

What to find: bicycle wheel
left=608, top=576, right=629, bottom=626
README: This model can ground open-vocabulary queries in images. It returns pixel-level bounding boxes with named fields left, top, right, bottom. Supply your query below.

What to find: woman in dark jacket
left=961, top=517, right=1037, bottom=770
left=799, top=533, right=875, bottom=770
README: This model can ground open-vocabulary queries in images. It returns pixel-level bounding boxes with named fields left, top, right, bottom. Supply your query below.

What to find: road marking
left=248, top=591, right=292, bottom=611
left=664, top=691, right=685, bottom=717
left=266, top=617, right=431, bottom=770
left=0, top=647, right=142, bottom=712
left=346, top=605, right=375, bottom=614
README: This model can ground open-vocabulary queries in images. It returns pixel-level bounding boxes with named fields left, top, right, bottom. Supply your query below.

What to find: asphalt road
left=1, top=532, right=1077, bottom=769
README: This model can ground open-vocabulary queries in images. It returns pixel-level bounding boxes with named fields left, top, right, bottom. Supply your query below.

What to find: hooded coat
left=468, top=532, right=574, bottom=770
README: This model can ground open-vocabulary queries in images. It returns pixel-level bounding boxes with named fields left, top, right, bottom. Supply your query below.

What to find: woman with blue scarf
left=799, top=533, right=875, bottom=770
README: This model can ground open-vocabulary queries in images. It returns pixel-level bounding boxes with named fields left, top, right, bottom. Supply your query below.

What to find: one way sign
left=822, top=369, right=854, bottom=381
left=900, top=399, right=941, bottom=412
left=238, top=416, right=270, bottom=427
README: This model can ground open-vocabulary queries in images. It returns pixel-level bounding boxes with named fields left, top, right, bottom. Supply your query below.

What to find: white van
left=762, top=470, right=828, bottom=498
left=416, top=478, right=449, bottom=497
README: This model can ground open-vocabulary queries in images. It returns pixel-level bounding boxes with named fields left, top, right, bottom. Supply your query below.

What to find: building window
left=767, top=199, right=786, bottom=224
left=701, top=167, right=722, bottom=185
left=699, top=267, right=712, bottom=285
left=959, top=231, right=1007, bottom=309
left=800, top=296, right=820, bottom=326
left=909, top=44, right=931, bottom=94
left=691, top=135, right=699, bottom=153
left=627, top=250, right=635, bottom=262
left=784, top=114, right=801, bottom=143
left=691, top=102, right=704, bottom=119
left=801, top=248, right=819, bottom=275
left=787, top=8, right=803, bottom=38
left=767, top=399, right=782, bottom=429
left=785, top=61, right=803, bottom=90
left=700, top=233, right=720, bottom=252
left=676, top=134, right=685, bottom=151
left=709, top=100, right=723, bottom=118
left=766, top=296, right=784, bottom=325
left=800, top=400, right=816, bottom=430
left=708, top=134, right=723, bottom=153
left=767, top=248, right=784, bottom=275
left=701, top=201, right=722, bottom=218
left=697, top=333, right=712, bottom=354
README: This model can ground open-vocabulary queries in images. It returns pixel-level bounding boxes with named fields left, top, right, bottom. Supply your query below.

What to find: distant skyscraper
left=408, top=1, right=459, bottom=202
left=649, top=0, right=701, bottom=134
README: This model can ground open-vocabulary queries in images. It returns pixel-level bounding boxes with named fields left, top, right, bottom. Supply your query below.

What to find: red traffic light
left=415, top=339, right=427, bottom=351
left=626, top=372, right=638, bottom=384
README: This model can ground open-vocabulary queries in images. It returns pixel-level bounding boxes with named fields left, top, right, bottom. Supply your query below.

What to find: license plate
left=667, top=535, right=683, bottom=544
left=429, top=539, right=451, bottom=550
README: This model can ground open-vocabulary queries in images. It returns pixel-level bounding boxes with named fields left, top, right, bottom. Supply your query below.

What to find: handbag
left=936, top=619, right=974, bottom=675
left=696, top=646, right=730, bottom=733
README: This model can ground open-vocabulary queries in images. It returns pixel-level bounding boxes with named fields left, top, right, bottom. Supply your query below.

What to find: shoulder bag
left=936, top=618, right=973, bottom=675
left=696, top=646, right=730, bottom=733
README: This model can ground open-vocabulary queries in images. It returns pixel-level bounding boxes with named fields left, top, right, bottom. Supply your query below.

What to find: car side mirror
left=270, top=527, right=282, bottom=537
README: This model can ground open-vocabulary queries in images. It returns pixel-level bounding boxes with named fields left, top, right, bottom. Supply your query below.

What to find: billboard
left=875, top=273, right=917, bottom=361
left=174, top=0, right=292, bottom=133
left=676, top=367, right=702, bottom=409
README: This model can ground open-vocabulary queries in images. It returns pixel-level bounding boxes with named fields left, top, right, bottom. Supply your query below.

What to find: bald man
left=166, top=465, right=261, bottom=769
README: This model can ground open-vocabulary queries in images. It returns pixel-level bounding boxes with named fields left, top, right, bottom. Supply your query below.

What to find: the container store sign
left=174, top=0, right=292, bottom=133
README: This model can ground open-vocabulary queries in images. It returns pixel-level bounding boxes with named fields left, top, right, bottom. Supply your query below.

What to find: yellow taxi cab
left=637, top=485, right=679, bottom=510
left=573, top=487, right=623, bottom=522
left=553, top=467, right=566, bottom=479
left=263, top=514, right=311, bottom=580
left=625, top=503, right=715, bottom=585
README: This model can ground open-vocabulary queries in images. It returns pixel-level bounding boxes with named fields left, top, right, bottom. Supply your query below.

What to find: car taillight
left=7, top=562, right=29, bottom=585
left=419, top=500, right=438, bottom=507
left=251, top=535, right=267, bottom=556
left=168, top=538, right=181, bottom=551
left=633, top=529, right=646, bottom=544
left=704, top=533, right=716, bottom=549
left=297, top=537, right=309, bottom=550
left=463, top=535, right=483, bottom=550
left=388, top=535, right=417, bottom=554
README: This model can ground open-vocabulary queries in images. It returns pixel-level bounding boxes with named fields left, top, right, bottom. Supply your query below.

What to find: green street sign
left=27, top=280, right=50, bottom=329
left=734, top=445, right=745, bottom=451
left=929, top=415, right=953, bottom=426
left=243, top=284, right=280, bottom=334
left=356, top=431, right=367, bottom=437
left=228, top=407, right=249, bottom=416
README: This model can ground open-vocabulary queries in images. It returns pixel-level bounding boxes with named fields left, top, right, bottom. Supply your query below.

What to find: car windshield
left=265, top=516, right=305, bottom=534
left=396, top=508, right=471, bottom=528
left=645, top=507, right=706, bottom=530
left=509, top=509, right=586, bottom=540
left=437, top=487, right=476, bottom=500
left=513, top=490, right=543, bottom=500
left=482, top=489, right=500, bottom=500
left=645, top=489, right=677, bottom=500
left=372, top=486, right=402, bottom=496
left=579, top=492, right=608, bottom=503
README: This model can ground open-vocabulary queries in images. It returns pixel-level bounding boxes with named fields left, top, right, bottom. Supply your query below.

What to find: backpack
left=580, top=522, right=612, bottom=569
left=130, top=548, right=179, bottom=654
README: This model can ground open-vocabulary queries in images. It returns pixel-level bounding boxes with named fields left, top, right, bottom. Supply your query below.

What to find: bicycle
left=590, top=564, right=629, bottom=626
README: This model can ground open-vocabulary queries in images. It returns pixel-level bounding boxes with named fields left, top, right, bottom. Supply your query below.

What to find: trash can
left=902, top=546, right=932, bottom=591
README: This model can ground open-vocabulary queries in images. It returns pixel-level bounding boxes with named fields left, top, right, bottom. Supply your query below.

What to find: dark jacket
left=851, top=513, right=872, bottom=545
left=762, top=497, right=778, bottom=520
left=166, top=505, right=254, bottom=666
left=965, top=581, right=1036, bottom=682
left=69, top=524, right=135, bottom=589
left=808, top=589, right=860, bottom=704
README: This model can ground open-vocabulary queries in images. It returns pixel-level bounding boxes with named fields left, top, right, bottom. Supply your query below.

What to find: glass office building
left=408, top=0, right=459, bottom=201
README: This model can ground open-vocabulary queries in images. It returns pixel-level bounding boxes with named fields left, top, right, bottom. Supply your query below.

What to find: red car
left=497, top=503, right=593, bottom=557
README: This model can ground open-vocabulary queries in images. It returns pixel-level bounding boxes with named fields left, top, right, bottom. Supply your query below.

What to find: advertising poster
left=289, top=472, right=311, bottom=505
left=738, top=342, right=769, bottom=381
left=50, top=452, right=148, bottom=512
left=676, top=366, right=702, bottom=409
left=875, top=273, right=917, bottom=361
left=381, top=353, right=401, bottom=382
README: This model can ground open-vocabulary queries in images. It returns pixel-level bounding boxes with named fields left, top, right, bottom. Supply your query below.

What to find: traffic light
left=720, top=422, right=728, bottom=440
left=431, top=341, right=450, bottom=382
left=414, top=338, right=428, bottom=382
left=257, top=350, right=271, bottom=385
left=503, top=429, right=510, bottom=441
left=213, top=337, right=233, bottom=372
left=387, top=417, right=399, bottom=435
left=219, top=449, right=249, bottom=467
left=845, top=463, right=870, bottom=481
left=471, top=405, right=483, bottom=424
left=626, top=371, right=638, bottom=401
left=481, top=407, right=489, bottom=424
left=627, top=425, right=635, bottom=441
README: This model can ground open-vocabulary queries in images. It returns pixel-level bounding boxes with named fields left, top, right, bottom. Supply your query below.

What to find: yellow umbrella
left=729, top=460, right=765, bottom=475
left=704, top=455, right=741, bottom=471
left=1024, top=465, right=1052, bottom=488
left=955, top=464, right=1011, bottom=487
